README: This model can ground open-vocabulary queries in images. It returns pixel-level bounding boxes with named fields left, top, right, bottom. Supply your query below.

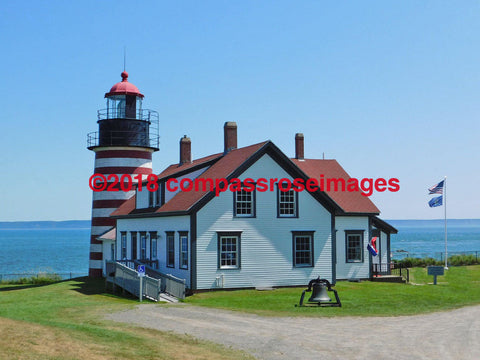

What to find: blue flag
left=428, top=195, right=443, bottom=208
left=428, top=180, right=444, bottom=194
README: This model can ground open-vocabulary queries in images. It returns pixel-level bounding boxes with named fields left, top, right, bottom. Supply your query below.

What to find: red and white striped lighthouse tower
left=87, top=72, right=159, bottom=277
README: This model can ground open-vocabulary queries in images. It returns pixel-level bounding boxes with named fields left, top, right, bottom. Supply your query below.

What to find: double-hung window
left=150, top=231, right=157, bottom=259
left=292, top=231, right=314, bottom=267
left=234, top=187, right=255, bottom=217
left=345, top=230, right=364, bottom=263
left=120, top=232, right=127, bottom=259
left=140, top=232, right=147, bottom=260
left=149, top=190, right=155, bottom=208
left=130, top=232, right=137, bottom=259
left=166, top=231, right=175, bottom=268
left=148, top=185, right=161, bottom=207
left=179, top=231, right=188, bottom=270
left=217, top=232, right=241, bottom=269
left=278, top=186, right=298, bottom=217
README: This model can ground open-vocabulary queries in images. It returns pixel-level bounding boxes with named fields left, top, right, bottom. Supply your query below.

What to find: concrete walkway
left=106, top=304, right=480, bottom=360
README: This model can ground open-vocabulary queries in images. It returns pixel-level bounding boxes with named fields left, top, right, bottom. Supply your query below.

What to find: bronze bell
left=308, top=282, right=332, bottom=303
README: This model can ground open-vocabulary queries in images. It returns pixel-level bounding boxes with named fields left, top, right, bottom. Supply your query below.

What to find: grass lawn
left=185, top=265, right=480, bottom=317
left=0, top=278, right=253, bottom=360
left=1, top=267, right=478, bottom=358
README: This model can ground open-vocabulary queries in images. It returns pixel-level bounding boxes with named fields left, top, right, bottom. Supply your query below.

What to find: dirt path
left=106, top=304, right=480, bottom=360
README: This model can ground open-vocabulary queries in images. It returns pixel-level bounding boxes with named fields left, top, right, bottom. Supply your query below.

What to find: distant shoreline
left=1, top=218, right=479, bottom=230
left=0, top=220, right=90, bottom=230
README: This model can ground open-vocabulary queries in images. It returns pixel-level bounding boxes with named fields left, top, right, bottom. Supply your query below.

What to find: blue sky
left=1, top=1, right=479, bottom=221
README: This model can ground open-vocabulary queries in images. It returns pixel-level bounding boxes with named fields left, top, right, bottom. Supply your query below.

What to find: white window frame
left=166, top=232, right=175, bottom=268
left=292, top=232, right=314, bottom=267
left=179, top=232, right=188, bottom=270
left=140, top=232, right=147, bottom=260
left=121, top=232, right=127, bottom=259
left=218, top=232, right=241, bottom=269
left=346, top=231, right=364, bottom=263
left=234, top=188, right=255, bottom=217
left=278, top=187, right=297, bottom=217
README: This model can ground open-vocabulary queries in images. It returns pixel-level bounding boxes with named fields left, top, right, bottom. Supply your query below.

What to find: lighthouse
left=87, top=72, right=159, bottom=277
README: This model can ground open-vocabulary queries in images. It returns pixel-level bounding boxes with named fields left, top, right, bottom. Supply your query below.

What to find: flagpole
left=444, top=176, right=448, bottom=270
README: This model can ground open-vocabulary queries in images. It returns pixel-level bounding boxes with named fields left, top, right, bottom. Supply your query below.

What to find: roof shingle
left=291, top=159, right=380, bottom=214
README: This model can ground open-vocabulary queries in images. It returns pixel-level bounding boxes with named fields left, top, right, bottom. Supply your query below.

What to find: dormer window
left=148, top=184, right=162, bottom=208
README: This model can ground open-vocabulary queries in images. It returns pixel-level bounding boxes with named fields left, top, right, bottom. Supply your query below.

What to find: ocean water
left=0, top=226, right=90, bottom=277
left=0, top=220, right=479, bottom=276
left=389, top=219, right=480, bottom=260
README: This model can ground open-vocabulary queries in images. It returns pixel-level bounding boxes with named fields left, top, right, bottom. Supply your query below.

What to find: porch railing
left=371, top=263, right=409, bottom=283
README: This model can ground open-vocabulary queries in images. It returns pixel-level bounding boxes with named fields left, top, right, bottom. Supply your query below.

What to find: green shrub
left=449, top=254, right=478, bottom=266
left=397, top=255, right=479, bottom=268
left=1, top=273, right=62, bottom=285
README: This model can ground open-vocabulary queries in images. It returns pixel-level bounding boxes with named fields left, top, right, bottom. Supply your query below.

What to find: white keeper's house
left=88, top=72, right=397, bottom=290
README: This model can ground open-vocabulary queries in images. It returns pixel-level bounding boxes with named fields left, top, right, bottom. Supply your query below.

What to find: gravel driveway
left=106, top=304, right=480, bottom=360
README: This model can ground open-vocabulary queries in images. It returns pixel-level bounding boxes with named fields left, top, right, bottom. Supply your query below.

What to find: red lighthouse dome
left=105, top=71, right=144, bottom=98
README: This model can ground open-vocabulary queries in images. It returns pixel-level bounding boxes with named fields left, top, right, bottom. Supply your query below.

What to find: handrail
left=371, top=262, right=409, bottom=283
left=133, top=259, right=186, bottom=299
left=106, top=261, right=162, bottom=301
left=109, top=260, right=186, bottom=300
left=87, top=131, right=159, bottom=149
left=97, top=108, right=159, bottom=122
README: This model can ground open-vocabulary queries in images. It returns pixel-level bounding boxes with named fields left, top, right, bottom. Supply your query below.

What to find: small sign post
left=137, top=265, right=145, bottom=302
left=427, top=266, right=444, bottom=285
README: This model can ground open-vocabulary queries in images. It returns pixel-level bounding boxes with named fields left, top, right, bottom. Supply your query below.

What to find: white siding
left=335, top=216, right=370, bottom=279
left=116, top=216, right=191, bottom=287
left=380, top=230, right=388, bottom=264
left=102, top=240, right=114, bottom=276
left=196, top=154, right=333, bottom=290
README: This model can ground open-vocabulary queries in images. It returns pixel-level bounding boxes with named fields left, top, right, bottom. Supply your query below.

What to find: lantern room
left=87, top=72, right=159, bottom=151
left=104, top=71, right=144, bottom=119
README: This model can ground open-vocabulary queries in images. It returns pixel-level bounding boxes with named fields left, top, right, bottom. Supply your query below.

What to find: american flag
left=428, top=180, right=444, bottom=194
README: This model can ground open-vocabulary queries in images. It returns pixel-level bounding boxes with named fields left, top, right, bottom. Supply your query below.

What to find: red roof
left=292, top=159, right=379, bottom=214
left=157, top=153, right=223, bottom=179
left=112, top=142, right=380, bottom=217
left=105, top=71, right=144, bottom=98
left=111, top=142, right=267, bottom=216
left=97, top=227, right=116, bottom=241
left=158, top=142, right=267, bottom=213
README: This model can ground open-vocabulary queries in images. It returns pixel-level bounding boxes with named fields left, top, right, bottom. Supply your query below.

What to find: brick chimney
left=180, top=135, right=192, bottom=165
left=295, top=133, right=304, bottom=160
left=224, top=122, right=237, bottom=154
